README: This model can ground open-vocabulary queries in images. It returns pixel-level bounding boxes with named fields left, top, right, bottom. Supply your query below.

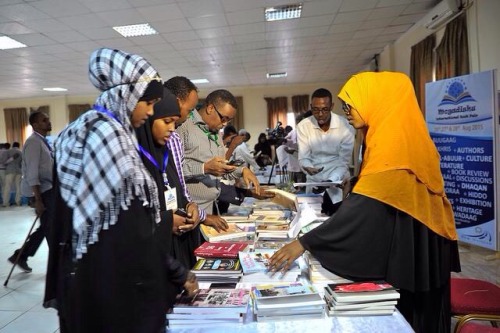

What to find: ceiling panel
left=0, top=0, right=439, bottom=99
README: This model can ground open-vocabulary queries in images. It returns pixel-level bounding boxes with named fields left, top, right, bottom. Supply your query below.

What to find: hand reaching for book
left=268, top=240, right=305, bottom=275
left=203, top=214, right=229, bottom=232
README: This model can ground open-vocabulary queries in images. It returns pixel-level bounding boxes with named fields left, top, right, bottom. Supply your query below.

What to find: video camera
left=266, top=121, right=286, bottom=146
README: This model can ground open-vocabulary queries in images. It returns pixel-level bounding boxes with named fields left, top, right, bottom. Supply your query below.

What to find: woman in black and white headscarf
left=44, top=48, right=195, bottom=333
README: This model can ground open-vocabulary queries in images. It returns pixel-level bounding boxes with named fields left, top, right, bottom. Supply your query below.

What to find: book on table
left=238, top=250, right=300, bottom=274
left=326, top=307, right=395, bottom=316
left=326, top=281, right=400, bottom=303
left=194, top=241, right=249, bottom=259
left=192, top=258, right=242, bottom=274
left=251, top=282, right=325, bottom=320
left=200, top=223, right=255, bottom=242
left=170, top=286, right=250, bottom=317
left=255, top=223, right=290, bottom=239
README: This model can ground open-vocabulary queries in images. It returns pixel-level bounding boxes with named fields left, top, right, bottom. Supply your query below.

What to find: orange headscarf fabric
left=338, top=71, right=457, bottom=240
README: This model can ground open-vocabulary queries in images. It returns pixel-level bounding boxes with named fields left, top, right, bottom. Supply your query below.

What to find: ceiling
left=0, top=0, right=438, bottom=100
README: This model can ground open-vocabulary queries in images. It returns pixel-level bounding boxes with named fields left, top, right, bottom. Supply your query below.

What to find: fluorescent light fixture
left=267, top=72, right=287, bottom=79
left=191, top=78, right=209, bottom=84
left=265, top=3, right=303, bottom=22
left=113, top=23, right=158, bottom=37
left=0, top=36, right=27, bottom=50
left=43, top=87, right=68, bottom=92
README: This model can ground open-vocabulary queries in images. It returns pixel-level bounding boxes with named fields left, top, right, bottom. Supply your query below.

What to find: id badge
left=164, top=186, right=178, bottom=211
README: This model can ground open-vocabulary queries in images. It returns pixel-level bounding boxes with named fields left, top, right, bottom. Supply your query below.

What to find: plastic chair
left=451, top=278, right=500, bottom=333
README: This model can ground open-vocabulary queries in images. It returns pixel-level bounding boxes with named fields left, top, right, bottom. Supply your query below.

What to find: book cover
left=252, top=283, right=318, bottom=299
left=326, top=281, right=400, bottom=303
left=238, top=250, right=300, bottom=275
left=255, top=224, right=289, bottom=233
left=194, top=242, right=249, bottom=259
left=173, top=288, right=250, bottom=313
left=252, top=215, right=289, bottom=224
left=200, top=223, right=254, bottom=242
left=192, top=258, right=242, bottom=273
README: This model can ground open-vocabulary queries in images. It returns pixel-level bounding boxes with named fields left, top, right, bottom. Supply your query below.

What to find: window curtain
left=68, top=104, right=90, bottom=123
left=436, top=13, right=469, bottom=80
left=233, top=96, right=243, bottom=130
left=410, top=35, right=435, bottom=116
left=265, top=97, right=288, bottom=128
left=3, top=107, right=28, bottom=144
left=291, top=95, right=309, bottom=121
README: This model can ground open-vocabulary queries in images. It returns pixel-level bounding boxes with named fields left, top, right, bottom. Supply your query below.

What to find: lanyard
left=93, top=104, right=123, bottom=125
left=138, top=145, right=170, bottom=186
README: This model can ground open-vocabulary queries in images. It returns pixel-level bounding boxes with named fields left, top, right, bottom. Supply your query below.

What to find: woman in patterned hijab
left=45, top=48, right=180, bottom=333
left=269, top=72, right=460, bottom=333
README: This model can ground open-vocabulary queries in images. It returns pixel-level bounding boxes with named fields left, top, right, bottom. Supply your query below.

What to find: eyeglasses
left=311, top=107, right=331, bottom=114
left=341, top=101, right=351, bottom=116
left=212, top=104, right=233, bottom=123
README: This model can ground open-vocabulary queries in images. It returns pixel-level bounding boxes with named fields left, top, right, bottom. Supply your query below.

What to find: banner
left=426, top=70, right=498, bottom=250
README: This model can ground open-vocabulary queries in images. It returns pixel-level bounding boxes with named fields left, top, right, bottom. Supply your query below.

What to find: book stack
left=255, top=223, right=290, bottom=240
left=324, top=281, right=400, bottom=316
left=191, top=258, right=242, bottom=283
left=194, top=241, right=249, bottom=259
left=221, top=206, right=255, bottom=223
left=167, top=284, right=250, bottom=329
left=238, top=250, right=301, bottom=283
left=304, top=252, right=351, bottom=284
left=251, top=282, right=325, bottom=322
left=200, top=223, right=255, bottom=242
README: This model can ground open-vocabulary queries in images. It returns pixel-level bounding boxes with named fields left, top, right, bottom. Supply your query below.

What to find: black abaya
left=299, top=193, right=460, bottom=333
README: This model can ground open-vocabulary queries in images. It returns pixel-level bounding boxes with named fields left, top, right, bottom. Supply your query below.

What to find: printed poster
left=426, top=70, right=498, bottom=250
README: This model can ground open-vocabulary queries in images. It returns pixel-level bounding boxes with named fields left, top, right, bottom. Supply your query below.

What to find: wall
left=378, top=0, right=500, bottom=89
left=1, top=83, right=342, bottom=148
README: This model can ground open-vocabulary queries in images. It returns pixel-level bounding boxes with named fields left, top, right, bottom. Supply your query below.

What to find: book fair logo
left=439, top=79, right=476, bottom=106
left=436, top=79, right=479, bottom=122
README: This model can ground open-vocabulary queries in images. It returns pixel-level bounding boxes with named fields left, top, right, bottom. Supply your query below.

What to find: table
left=168, top=308, right=414, bottom=332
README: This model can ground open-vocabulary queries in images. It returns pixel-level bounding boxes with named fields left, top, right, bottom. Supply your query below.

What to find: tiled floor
left=0, top=206, right=499, bottom=332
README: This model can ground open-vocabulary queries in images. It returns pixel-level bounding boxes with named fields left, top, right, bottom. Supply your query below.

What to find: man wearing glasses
left=176, top=89, right=261, bottom=219
left=297, top=88, right=354, bottom=214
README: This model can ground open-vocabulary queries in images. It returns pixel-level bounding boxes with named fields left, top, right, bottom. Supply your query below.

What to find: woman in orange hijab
left=270, top=72, right=460, bottom=333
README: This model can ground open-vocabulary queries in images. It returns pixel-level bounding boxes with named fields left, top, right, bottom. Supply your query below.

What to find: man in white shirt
left=297, top=88, right=354, bottom=213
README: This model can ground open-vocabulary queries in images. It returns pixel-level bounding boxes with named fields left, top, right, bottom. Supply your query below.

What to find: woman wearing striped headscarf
left=269, top=72, right=460, bottom=333
left=44, top=48, right=191, bottom=333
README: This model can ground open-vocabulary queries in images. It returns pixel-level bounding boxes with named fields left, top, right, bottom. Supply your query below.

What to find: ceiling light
left=43, top=87, right=68, bottom=92
left=265, top=3, right=303, bottom=22
left=0, top=36, right=27, bottom=50
left=267, top=72, right=287, bottom=79
left=113, top=23, right=158, bottom=37
left=191, top=78, right=209, bottom=84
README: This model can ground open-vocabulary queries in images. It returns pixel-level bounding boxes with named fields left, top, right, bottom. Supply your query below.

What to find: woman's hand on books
left=202, top=215, right=229, bottom=232
left=268, top=240, right=305, bottom=275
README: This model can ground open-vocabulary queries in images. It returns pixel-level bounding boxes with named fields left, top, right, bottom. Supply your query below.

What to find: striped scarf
left=55, top=48, right=161, bottom=259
